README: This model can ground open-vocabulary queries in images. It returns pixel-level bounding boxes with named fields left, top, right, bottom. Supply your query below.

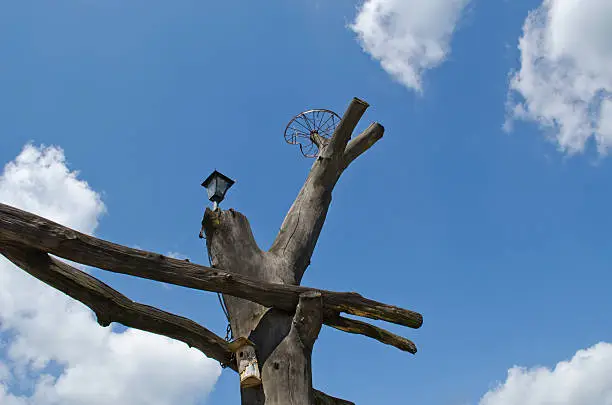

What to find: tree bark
left=201, top=98, right=393, bottom=404
left=203, top=208, right=322, bottom=405
left=0, top=97, right=421, bottom=405
left=0, top=202, right=423, bottom=331
left=0, top=242, right=353, bottom=405
left=269, top=98, right=369, bottom=283
left=0, top=243, right=234, bottom=365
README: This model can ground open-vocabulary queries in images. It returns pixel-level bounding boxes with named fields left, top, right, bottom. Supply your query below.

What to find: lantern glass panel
left=202, top=171, right=234, bottom=204
left=210, top=177, right=225, bottom=202
left=206, top=182, right=216, bottom=200
left=217, top=177, right=229, bottom=196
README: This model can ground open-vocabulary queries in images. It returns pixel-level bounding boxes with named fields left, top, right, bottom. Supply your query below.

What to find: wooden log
left=0, top=243, right=354, bottom=405
left=0, top=244, right=233, bottom=366
left=0, top=203, right=423, bottom=330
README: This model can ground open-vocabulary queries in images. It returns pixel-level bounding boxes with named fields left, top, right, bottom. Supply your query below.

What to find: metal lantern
left=201, top=170, right=235, bottom=210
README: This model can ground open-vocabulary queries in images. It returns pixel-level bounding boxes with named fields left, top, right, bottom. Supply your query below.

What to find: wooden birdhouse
left=228, top=337, right=262, bottom=388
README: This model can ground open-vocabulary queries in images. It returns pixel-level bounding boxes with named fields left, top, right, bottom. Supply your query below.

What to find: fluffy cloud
left=350, top=0, right=470, bottom=92
left=0, top=145, right=221, bottom=404
left=479, top=342, right=612, bottom=405
left=506, top=0, right=612, bottom=154
left=166, top=252, right=188, bottom=260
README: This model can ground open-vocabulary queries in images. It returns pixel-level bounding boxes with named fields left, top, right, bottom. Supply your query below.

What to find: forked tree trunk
left=203, top=208, right=322, bottom=405
left=203, top=209, right=322, bottom=405
left=202, top=98, right=384, bottom=405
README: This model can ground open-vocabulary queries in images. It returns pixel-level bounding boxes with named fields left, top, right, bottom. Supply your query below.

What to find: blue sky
left=2, top=0, right=612, bottom=404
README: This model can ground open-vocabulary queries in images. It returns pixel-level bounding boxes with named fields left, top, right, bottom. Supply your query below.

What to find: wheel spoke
left=284, top=109, right=341, bottom=158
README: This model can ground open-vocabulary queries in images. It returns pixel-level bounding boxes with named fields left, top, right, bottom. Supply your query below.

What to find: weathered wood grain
left=258, top=292, right=324, bottom=405
left=0, top=243, right=234, bottom=367
left=0, top=243, right=354, bottom=405
left=0, top=203, right=422, bottom=330
left=323, top=97, right=369, bottom=159
left=325, top=312, right=417, bottom=354
left=343, top=122, right=385, bottom=168
left=202, top=98, right=409, bottom=404
left=0, top=97, right=421, bottom=405
left=270, top=97, right=384, bottom=283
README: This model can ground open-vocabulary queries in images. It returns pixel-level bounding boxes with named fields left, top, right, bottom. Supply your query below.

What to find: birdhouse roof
left=228, top=336, right=255, bottom=352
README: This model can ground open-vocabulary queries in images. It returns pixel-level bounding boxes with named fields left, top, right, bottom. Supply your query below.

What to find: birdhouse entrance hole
left=228, top=337, right=262, bottom=389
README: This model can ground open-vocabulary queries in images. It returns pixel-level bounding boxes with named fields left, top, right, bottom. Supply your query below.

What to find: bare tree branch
left=270, top=98, right=383, bottom=282
left=268, top=165, right=334, bottom=281
left=0, top=243, right=234, bottom=366
left=0, top=243, right=354, bottom=405
left=0, top=203, right=422, bottom=330
left=325, top=313, right=417, bottom=354
left=322, top=97, right=369, bottom=159
left=343, top=123, right=384, bottom=168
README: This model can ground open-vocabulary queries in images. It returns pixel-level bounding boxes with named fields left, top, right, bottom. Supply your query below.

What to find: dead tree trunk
left=0, top=97, right=422, bottom=405
left=202, top=98, right=386, bottom=405
left=203, top=209, right=322, bottom=405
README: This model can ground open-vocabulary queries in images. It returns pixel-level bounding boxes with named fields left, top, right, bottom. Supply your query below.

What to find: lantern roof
left=201, top=170, right=235, bottom=189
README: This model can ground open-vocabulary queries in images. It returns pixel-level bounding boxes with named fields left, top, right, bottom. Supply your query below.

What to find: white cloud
left=506, top=0, right=612, bottom=155
left=0, top=144, right=104, bottom=233
left=350, top=0, right=470, bottom=92
left=0, top=145, right=221, bottom=404
left=166, top=251, right=188, bottom=260
left=479, top=342, right=612, bottom=405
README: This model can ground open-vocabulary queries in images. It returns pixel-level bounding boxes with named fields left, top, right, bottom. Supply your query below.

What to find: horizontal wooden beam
left=0, top=243, right=353, bottom=405
left=0, top=203, right=423, bottom=330
left=0, top=244, right=234, bottom=367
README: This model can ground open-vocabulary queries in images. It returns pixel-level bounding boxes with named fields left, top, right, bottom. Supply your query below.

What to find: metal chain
left=202, top=227, right=235, bottom=369
left=205, top=248, right=233, bottom=336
